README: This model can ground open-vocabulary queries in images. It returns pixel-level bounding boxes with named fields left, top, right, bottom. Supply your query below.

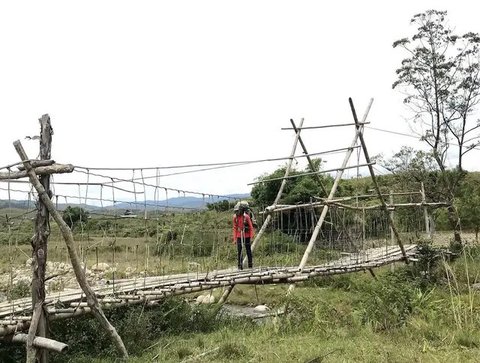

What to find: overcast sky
left=1, top=1, right=480, bottom=204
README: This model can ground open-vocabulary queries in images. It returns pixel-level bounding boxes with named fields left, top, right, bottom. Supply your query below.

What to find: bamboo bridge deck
left=0, top=244, right=417, bottom=337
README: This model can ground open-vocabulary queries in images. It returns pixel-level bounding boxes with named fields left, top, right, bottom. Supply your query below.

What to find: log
left=0, top=163, right=74, bottom=180
left=17, top=159, right=55, bottom=171
left=8, top=333, right=68, bottom=353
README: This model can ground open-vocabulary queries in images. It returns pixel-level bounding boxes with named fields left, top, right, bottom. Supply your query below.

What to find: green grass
left=3, top=209, right=480, bottom=361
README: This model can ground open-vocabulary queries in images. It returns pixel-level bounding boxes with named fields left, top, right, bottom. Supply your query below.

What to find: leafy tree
left=380, top=146, right=440, bottom=197
left=250, top=159, right=328, bottom=206
left=458, top=173, right=480, bottom=241
left=62, top=206, right=89, bottom=231
left=250, top=166, right=296, bottom=206
left=393, top=10, right=480, bottom=244
left=206, top=199, right=235, bottom=212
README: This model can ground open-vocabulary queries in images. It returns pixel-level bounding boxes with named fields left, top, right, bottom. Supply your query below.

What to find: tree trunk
left=446, top=203, right=462, bottom=244
left=28, top=115, right=52, bottom=363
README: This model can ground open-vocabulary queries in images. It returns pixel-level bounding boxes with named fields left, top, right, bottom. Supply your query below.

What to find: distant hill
left=0, top=194, right=251, bottom=212
left=113, top=193, right=250, bottom=211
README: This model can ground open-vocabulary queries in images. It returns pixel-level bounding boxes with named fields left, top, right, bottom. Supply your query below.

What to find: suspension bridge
left=0, top=100, right=442, bottom=358
left=0, top=244, right=417, bottom=338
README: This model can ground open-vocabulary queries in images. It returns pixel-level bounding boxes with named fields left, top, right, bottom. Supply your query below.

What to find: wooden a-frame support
left=11, top=115, right=128, bottom=362
left=219, top=98, right=408, bottom=303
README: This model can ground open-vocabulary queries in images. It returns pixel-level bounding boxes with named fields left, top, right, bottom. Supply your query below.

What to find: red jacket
left=232, top=213, right=254, bottom=240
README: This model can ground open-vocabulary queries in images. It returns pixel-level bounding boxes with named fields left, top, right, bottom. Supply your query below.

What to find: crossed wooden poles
left=1, top=115, right=128, bottom=361
left=219, top=98, right=412, bottom=303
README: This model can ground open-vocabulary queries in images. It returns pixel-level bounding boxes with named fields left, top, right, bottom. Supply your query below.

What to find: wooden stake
left=28, top=114, right=52, bottom=363
left=421, top=182, right=431, bottom=238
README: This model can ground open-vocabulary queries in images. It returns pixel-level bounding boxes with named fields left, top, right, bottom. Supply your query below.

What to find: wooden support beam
left=0, top=163, right=74, bottom=180
left=281, top=122, right=370, bottom=130
left=290, top=119, right=328, bottom=196
left=17, top=159, right=55, bottom=171
left=248, top=162, right=374, bottom=185
left=7, top=333, right=68, bottom=353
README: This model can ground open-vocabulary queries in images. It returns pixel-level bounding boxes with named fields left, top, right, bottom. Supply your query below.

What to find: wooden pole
left=13, top=140, right=129, bottom=359
left=10, top=334, right=68, bottom=353
left=421, top=182, right=431, bottom=238
left=0, top=163, right=74, bottom=180
left=390, top=191, right=394, bottom=246
left=287, top=99, right=374, bottom=295
left=289, top=119, right=328, bottom=196
left=349, top=98, right=409, bottom=263
left=245, top=117, right=306, bottom=260
left=389, top=191, right=395, bottom=273
left=27, top=114, right=52, bottom=363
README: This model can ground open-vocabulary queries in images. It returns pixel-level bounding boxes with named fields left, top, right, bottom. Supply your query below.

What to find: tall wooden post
left=29, top=114, right=53, bottom=363
left=421, top=182, right=431, bottom=238
left=389, top=191, right=394, bottom=246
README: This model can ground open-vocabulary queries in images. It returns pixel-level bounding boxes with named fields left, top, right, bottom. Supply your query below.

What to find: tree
left=393, top=10, right=480, bottom=244
left=62, top=206, right=89, bottom=232
left=380, top=146, right=440, bottom=198
left=458, top=173, right=480, bottom=241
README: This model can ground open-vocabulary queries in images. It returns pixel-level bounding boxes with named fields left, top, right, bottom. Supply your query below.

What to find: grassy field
left=3, top=252, right=480, bottom=362
left=2, top=209, right=480, bottom=362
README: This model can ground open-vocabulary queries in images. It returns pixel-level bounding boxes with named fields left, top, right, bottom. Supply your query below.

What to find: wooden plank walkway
left=0, top=244, right=417, bottom=336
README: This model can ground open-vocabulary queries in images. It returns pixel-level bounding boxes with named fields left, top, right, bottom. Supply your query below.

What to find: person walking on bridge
left=232, top=202, right=255, bottom=270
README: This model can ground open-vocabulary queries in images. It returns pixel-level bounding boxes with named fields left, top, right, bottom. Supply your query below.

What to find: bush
left=357, top=271, right=425, bottom=331
left=38, top=297, right=229, bottom=361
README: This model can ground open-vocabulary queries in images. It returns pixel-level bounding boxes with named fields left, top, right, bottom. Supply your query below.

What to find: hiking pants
left=236, top=236, right=252, bottom=269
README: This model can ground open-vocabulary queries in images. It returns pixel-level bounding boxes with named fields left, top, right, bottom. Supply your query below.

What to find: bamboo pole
left=247, top=163, right=373, bottom=185
left=289, top=119, right=328, bottom=196
left=288, top=99, right=374, bottom=296
left=265, top=200, right=447, bottom=213
left=13, top=140, right=129, bottom=359
left=349, top=98, right=408, bottom=263
left=281, top=122, right=370, bottom=130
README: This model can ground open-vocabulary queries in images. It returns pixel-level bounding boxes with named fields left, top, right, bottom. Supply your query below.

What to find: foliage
left=393, top=10, right=480, bottom=171
left=458, top=173, right=480, bottom=239
left=62, top=206, right=89, bottom=232
left=42, top=298, right=242, bottom=361
left=393, top=9, right=480, bottom=243
left=358, top=271, right=425, bottom=330
left=206, top=199, right=236, bottom=212
left=250, top=159, right=329, bottom=207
